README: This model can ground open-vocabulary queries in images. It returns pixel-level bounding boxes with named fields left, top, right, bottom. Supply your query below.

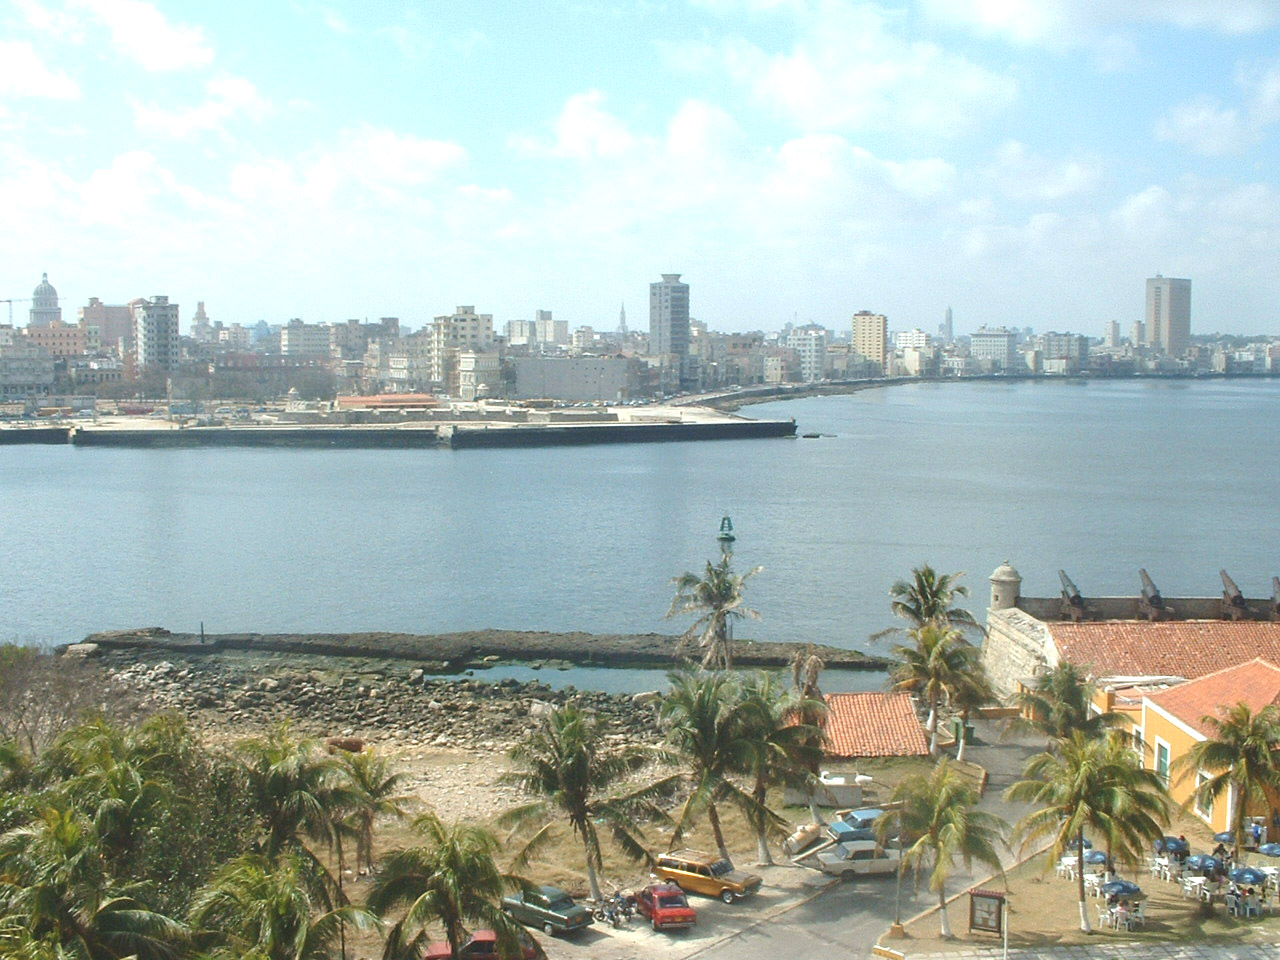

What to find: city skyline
left=1, top=2, right=1278, bottom=333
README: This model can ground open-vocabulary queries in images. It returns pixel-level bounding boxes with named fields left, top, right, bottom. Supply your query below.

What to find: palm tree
left=1174, top=701, right=1280, bottom=860
left=366, top=812, right=527, bottom=960
left=738, top=672, right=825, bottom=864
left=890, top=760, right=1005, bottom=939
left=498, top=703, right=677, bottom=902
left=948, top=662, right=995, bottom=764
left=666, top=554, right=763, bottom=671
left=0, top=805, right=187, bottom=960
left=333, top=749, right=410, bottom=876
left=1014, top=661, right=1124, bottom=743
left=660, top=671, right=778, bottom=863
left=883, top=564, right=979, bottom=635
left=889, top=623, right=979, bottom=755
left=1006, top=732, right=1169, bottom=933
left=791, top=648, right=829, bottom=825
left=188, top=852, right=377, bottom=960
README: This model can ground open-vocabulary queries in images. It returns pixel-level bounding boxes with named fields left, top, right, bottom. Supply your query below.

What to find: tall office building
left=649, top=274, right=689, bottom=356
left=1146, top=275, right=1191, bottom=356
left=939, top=306, right=953, bottom=344
left=851, top=311, right=888, bottom=372
left=132, top=296, right=180, bottom=373
left=1130, top=319, right=1146, bottom=348
left=1105, top=321, right=1120, bottom=349
left=29, top=273, right=61, bottom=328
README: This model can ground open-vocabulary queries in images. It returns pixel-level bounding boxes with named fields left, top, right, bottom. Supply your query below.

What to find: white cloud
left=320, top=8, right=350, bottom=34
left=71, top=0, right=214, bottom=71
left=987, top=141, right=1102, bottom=200
left=0, top=41, right=80, bottom=99
left=514, top=90, right=637, bottom=159
left=668, top=3, right=1016, bottom=134
left=132, top=74, right=269, bottom=139
left=1156, top=61, right=1280, bottom=155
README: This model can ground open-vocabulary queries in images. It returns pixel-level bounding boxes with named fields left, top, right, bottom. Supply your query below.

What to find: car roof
left=663, top=849, right=719, bottom=861
left=536, top=885, right=569, bottom=898
left=645, top=882, right=684, bottom=893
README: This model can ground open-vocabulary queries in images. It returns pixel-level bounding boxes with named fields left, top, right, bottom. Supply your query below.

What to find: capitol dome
left=33, top=272, right=57, bottom=303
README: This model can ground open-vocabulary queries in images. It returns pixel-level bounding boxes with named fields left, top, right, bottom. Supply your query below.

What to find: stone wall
left=980, top=606, right=1055, bottom=700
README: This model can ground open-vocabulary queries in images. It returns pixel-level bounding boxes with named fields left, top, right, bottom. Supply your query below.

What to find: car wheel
left=652, top=919, right=661, bottom=931
left=841, top=870, right=856, bottom=883
left=543, top=922, right=555, bottom=936
left=720, top=888, right=735, bottom=904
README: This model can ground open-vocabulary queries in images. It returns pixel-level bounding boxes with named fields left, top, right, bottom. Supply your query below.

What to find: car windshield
left=548, top=898, right=575, bottom=912
left=658, top=894, right=689, bottom=908
left=709, top=859, right=733, bottom=877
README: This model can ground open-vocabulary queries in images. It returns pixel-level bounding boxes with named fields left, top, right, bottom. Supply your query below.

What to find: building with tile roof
left=821, top=691, right=929, bottom=759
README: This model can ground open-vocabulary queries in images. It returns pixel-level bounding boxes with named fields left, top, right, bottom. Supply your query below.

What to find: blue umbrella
left=1156, top=836, right=1189, bottom=855
left=1230, top=867, right=1266, bottom=885
left=1214, top=831, right=1235, bottom=844
left=1083, top=850, right=1108, bottom=864
left=1186, top=854, right=1223, bottom=874
left=1258, top=843, right=1280, bottom=858
left=1101, top=879, right=1142, bottom=898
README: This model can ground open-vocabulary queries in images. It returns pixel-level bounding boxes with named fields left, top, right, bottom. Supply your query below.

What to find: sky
left=1, top=0, right=1279, bottom=337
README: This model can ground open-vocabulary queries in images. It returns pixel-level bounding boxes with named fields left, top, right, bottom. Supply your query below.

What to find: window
left=1194, top=771, right=1214, bottom=820
left=1155, top=740, right=1170, bottom=785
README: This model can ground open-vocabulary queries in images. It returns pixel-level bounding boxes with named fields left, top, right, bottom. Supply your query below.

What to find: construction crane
left=0, top=299, right=33, bottom=324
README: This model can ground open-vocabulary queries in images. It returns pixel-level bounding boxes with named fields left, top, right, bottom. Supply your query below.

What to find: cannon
left=1058, top=570, right=1086, bottom=621
left=1220, top=569, right=1249, bottom=621
left=1138, top=568, right=1168, bottom=621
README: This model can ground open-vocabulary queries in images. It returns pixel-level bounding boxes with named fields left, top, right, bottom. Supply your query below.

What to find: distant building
left=0, top=339, right=54, bottom=399
left=132, top=296, right=180, bottom=373
left=895, top=328, right=931, bottom=350
left=1146, top=275, right=1191, bottom=356
left=457, top=350, right=501, bottom=401
left=938, top=306, right=953, bottom=344
left=786, top=325, right=828, bottom=382
left=510, top=355, right=638, bottom=402
left=851, top=311, right=887, bottom=373
left=280, top=319, right=331, bottom=357
left=190, top=301, right=213, bottom=341
left=649, top=274, right=690, bottom=357
left=969, top=326, right=1018, bottom=372
left=1130, top=318, right=1146, bottom=348
left=79, top=298, right=133, bottom=353
left=1105, top=321, right=1120, bottom=349
left=24, top=320, right=90, bottom=358
left=28, top=273, right=61, bottom=328
left=534, top=309, right=568, bottom=347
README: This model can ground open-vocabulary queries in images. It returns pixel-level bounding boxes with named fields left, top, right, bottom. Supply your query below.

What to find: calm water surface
left=3, top=379, right=1278, bottom=656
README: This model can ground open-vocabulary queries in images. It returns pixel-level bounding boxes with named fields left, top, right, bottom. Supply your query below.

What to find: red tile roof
left=1145, top=658, right=1280, bottom=737
left=1049, top=621, right=1280, bottom=682
left=821, top=692, right=929, bottom=759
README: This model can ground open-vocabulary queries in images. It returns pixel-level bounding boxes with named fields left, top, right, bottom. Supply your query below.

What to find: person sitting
left=1213, top=842, right=1229, bottom=859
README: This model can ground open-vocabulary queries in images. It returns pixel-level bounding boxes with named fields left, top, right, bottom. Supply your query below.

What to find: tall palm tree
left=890, top=760, right=1005, bottom=939
left=666, top=554, right=763, bottom=671
left=188, top=852, right=377, bottom=960
left=333, top=750, right=410, bottom=876
left=0, top=805, right=187, bottom=960
left=738, top=672, right=825, bottom=864
left=791, top=648, right=829, bottom=825
left=366, top=812, right=527, bottom=960
left=660, top=671, right=775, bottom=862
left=889, top=623, right=980, bottom=755
left=499, top=703, right=678, bottom=902
left=1174, top=701, right=1280, bottom=860
left=1006, top=732, right=1169, bottom=933
left=883, top=565, right=979, bottom=635
left=1014, top=661, right=1124, bottom=744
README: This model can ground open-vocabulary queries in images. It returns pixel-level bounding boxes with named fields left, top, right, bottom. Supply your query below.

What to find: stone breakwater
left=94, top=646, right=669, bottom=753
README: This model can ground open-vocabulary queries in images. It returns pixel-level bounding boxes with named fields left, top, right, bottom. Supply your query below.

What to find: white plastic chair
left=1130, top=900, right=1147, bottom=928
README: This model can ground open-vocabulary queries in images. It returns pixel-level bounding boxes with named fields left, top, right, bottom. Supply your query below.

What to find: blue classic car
left=500, top=885, right=594, bottom=936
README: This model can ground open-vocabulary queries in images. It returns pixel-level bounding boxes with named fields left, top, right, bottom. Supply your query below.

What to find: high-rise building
left=1130, top=319, right=1146, bottom=348
left=1146, top=275, right=1191, bottom=356
left=1105, top=321, right=1120, bottom=349
left=786, top=325, right=828, bottom=382
left=649, top=274, right=689, bottom=356
left=132, top=296, right=180, bottom=373
left=939, top=306, right=953, bottom=344
left=29, top=273, right=61, bottom=328
left=851, top=311, right=888, bottom=373
left=970, top=326, right=1019, bottom=371
left=79, top=297, right=133, bottom=353
left=618, top=302, right=628, bottom=338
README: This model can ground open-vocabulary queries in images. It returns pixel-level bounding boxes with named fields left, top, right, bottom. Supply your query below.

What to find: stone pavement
left=908, top=942, right=1280, bottom=960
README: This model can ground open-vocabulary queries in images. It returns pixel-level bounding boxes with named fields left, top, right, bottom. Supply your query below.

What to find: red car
left=422, top=929, right=538, bottom=960
left=634, top=882, right=697, bottom=931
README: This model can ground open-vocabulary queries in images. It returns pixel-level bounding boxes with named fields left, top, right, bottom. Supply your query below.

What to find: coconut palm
left=1014, top=661, right=1124, bottom=744
left=188, top=852, right=377, bottom=960
left=666, top=554, right=763, bottom=671
left=882, top=565, right=979, bottom=635
left=333, top=750, right=409, bottom=876
left=366, top=812, right=528, bottom=960
left=1006, top=732, right=1169, bottom=933
left=890, top=759, right=1005, bottom=939
left=738, top=672, right=825, bottom=864
left=499, top=703, right=677, bottom=902
left=889, top=623, right=980, bottom=755
left=0, top=805, right=187, bottom=960
left=791, top=648, right=829, bottom=824
left=660, top=671, right=778, bottom=863
left=1174, top=700, right=1280, bottom=860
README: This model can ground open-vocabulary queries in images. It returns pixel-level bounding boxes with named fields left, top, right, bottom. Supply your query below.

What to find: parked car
left=501, top=885, right=593, bottom=936
left=810, top=839, right=902, bottom=881
left=422, top=929, right=538, bottom=960
left=826, top=807, right=886, bottom=844
left=654, top=850, right=763, bottom=903
left=634, top=882, right=697, bottom=931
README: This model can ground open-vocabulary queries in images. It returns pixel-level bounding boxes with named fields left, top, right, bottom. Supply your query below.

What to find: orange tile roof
left=1145, top=658, right=1280, bottom=737
left=1049, top=621, right=1280, bottom=681
left=821, top=692, right=929, bottom=759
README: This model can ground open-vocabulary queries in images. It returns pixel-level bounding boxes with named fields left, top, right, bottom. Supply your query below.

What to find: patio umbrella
left=1156, top=836, right=1189, bottom=855
left=1083, top=850, right=1108, bottom=864
left=1230, top=867, right=1267, bottom=885
left=1186, top=854, right=1223, bottom=874
left=1257, top=843, right=1280, bottom=858
left=1101, top=879, right=1142, bottom=898
left=1214, top=831, right=1235, bottom=844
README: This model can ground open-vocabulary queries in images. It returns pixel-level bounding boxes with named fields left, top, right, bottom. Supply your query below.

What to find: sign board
left=969, top=889, right=1006, bottom=934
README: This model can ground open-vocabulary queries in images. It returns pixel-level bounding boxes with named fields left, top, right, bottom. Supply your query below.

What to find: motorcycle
left=592, top=892, right=634, bottom=928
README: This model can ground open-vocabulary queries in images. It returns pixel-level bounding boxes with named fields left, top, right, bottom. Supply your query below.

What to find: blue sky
left=1, top=0, right=1278, bottom=337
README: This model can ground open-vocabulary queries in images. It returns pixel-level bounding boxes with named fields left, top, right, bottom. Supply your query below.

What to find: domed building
left=29, top=272, right=62, bottom=328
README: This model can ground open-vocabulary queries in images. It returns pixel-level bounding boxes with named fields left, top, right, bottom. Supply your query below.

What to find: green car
left=501, top=885, right=594, bottom=936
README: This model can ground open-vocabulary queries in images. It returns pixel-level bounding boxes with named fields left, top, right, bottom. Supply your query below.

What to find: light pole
left=888, top=811, right=906, bottom=938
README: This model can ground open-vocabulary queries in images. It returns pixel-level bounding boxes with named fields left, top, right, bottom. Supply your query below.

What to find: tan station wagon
left=654, top=850, right=763, bottom=903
